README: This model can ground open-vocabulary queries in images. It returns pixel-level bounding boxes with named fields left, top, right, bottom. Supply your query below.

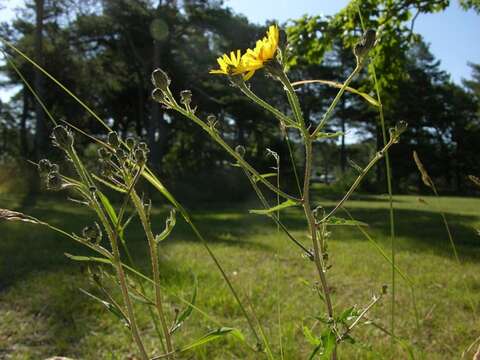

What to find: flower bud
left=235, top=145, right=246, bottom=158
left=151, top=68, right=171, bottom=91
left=207, top=114, right=217, bottom=128
left=38, top=159, right=53, bottom=175
left=354, top=29, right=377, bottom=62
left=108, top=131, right=120, bottom=149
left=180, top=90, right=192, bottom=106
left=152, top=88, right=166, bottom=103
left=82, top=222, right=102, bottom=244
left=98, top=147, right=111, bottom=160
left=52, top=125, right=74, bottom=149
left=137, top=142, right=149, bottom=153
left=116, top=148, right=127, bottom=162
left=46, top=171, right=63, bottom=191
left=126, top=137, right=136, bottom=149
left=134, top=148, right=147, bottom=166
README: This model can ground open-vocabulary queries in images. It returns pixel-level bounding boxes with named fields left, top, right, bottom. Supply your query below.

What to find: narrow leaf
left=178, top=327, right=244, bottom=352
left=79, top=288, right=129, bottom=326
left=313, top=131, right=344, bottom=141
left=292, top=79, right=380, bottom=107
left=253, top=173, right=277, bottom=183
left=324, top=216, right=368, bottom=227
left=170, top=274, right=198, bottom=334
left=249, top=199, right=298, bottom=215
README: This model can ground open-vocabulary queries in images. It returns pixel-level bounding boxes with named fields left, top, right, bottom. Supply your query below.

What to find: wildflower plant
left=0, top=22, right=413, bottom=360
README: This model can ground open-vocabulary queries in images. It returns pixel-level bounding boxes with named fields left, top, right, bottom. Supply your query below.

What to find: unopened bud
left=152, top=88, right=166, bottom=103
left=180, top=90, right=192, bottom=106
left=126, top=137, right=136, bottom=149
left=151, top=69, right=171, bottom=90
left=52, top=125, right=74, bottom=149
left=46, top=171, right=63, bottom=191
left=116, top=148, right=127, bottom=162
left=354, top=29, right=377, bottom=61
left=38, top=159, right=53, bottom=175
left=137, top=142, right=149, bottom=153
left=108, top=131, right=120, bottom=148
left=235, top=145, right=246, bottom=157
left=207, top=114, right=217, bottom=127
left=82, top=222, right=102, bottom=244
left=98, top=147, right=111, bottom=160
left=134, top=148, right=147, bottom=166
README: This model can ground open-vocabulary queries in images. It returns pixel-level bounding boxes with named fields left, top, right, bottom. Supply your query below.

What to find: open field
left=0, top=192, right=479, bottom=359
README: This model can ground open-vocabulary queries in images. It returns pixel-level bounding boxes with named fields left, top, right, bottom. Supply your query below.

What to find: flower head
left=209, top=24, right=280, bottom=81
left=242, top=25, right=279, bottom=75
left=209, top=50, right=244, bottom=77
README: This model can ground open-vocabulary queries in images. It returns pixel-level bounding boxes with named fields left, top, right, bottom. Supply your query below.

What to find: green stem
left=130, top=190, right=174, bottom=358
left=311, top=65, right=362, bottom=138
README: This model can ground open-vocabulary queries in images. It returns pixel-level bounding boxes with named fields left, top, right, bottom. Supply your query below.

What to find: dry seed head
left=413, top=151, right=434, bottom=189
left=152, top=88, right=166, bottom=103
left=134, top=148, right=147, bottom=166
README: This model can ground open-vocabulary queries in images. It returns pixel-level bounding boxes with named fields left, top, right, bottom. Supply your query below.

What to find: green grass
left=0, top=191, right=479, bottom=359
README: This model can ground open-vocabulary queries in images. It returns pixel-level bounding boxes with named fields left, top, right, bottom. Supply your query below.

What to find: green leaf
left=79, top=288, right=129, bottom=327
left=314, top=131, right=344, bottom=141
left=337, top=306, right=359, bottom=323
left=291, top=79, right=380, bottom=107
left=324, top=216, right=368, bottom=227
left=303, top=326, right=321, bottom=346
left=178, top=327, right=244, bottom=353
left=319, top=330, right=336, bottom=360
left=98, top=191, right=118, bottom=225
left=253, top=172, right=277, bottom=183
left=155, top=208, right=176, bottom=243
left=170, top=274, right=198, bottom=334
left=92, top=174, right=127, bottom=193
left=65, top=253, right=112, bottom=265
left=249, top=199, right=299, bottom=215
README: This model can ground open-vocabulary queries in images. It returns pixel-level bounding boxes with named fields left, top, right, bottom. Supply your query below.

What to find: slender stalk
left=130, top=190, right=174, bottom=357
left=67, top=148, right=149, bottom=360
left=311, top=65, right=362, bottom=138
left=319, top=136, right=396, bottom=223
left=237, top=81, right=298, bottom=128
left=174, top=106, right=300, bottom=202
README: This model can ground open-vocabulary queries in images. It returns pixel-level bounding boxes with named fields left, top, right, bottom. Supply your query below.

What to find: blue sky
left=1, top=0, right=479, bottom=102
left=225, top=0, right=480, bottom=84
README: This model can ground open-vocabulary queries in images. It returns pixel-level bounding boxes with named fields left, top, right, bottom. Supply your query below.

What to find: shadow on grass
left=1, top=196, right=479, bottom=291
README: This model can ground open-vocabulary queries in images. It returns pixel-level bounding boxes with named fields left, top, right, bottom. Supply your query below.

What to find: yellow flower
left=209, top=24, right=279, bottom=81
left=209, top=50, right=244, bottom=77
left=242, top=25, right=279, bottom=75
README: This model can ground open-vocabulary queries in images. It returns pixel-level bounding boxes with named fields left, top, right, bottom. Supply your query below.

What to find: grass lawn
left=0, top=191, right=479, bottom=359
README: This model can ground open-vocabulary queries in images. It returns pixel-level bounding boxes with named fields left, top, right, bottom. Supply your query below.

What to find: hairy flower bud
left=152, top=88, right=166, bottom=103
left=116, top=148, right=127, bottom=162
left=82, top=222, right=102, bottom=244
left=108, top=131, right=120, bottom=149
left=354, top=29, right=377, bottom=62
left=98, top=147, right=111, bottom=160
left=38, top=159, right=53, bottom=175
left=235, top=145, right=246, bottom=158
left=52, top=125, right=74, bottom=149
left=151, top=68, right=171, bottom=91
left=126, top=137, right=136, bottom=149
left=180, top=89, right=192, bottom=106
left=134, top=148, right=147, bottom=166
left=46, top=171, right=63, bottom=191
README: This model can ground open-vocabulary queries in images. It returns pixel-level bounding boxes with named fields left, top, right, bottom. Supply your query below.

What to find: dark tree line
left=0, top=0, right=479, bottom=196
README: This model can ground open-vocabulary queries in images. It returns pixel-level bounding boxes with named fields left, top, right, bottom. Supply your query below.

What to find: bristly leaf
left=0, top=209, right=44, bottom=225
left=313, top=131, right=344, bottom=141
left=303, top=326, right=321, bottom=346
left=253, top=173, right=277, bottom=183
left=324, top=216, right=368, bottom=227
left=177, top=327, right=244, bottom=353
left=79, top=288, right=130, bottom=327
left=292, top=79, right=380, bottom=107
left=170, top=274, right=198, bottom=334
left=98, top=191, right=118, bottom=225
left=249, top=199, right=299, bottom=215
left=155, top=208, right=176, bottom=243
